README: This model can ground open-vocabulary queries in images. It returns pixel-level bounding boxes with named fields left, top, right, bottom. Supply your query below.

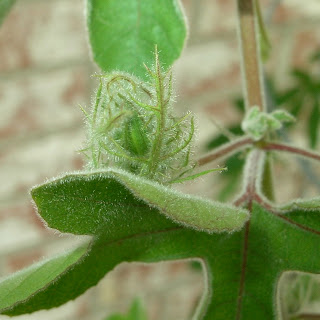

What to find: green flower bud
left=123, top=113, right=150, bottom=156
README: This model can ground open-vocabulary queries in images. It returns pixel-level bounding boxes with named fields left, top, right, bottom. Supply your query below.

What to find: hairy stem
left=147, top=53, right=167, bottom=178
left=237, top=0, right=265, bottom=110
left=197, top=136, right=253, bottom=167
left=262, top=142, right=320, bottom=162
left=236, top=0, right=272, bottom=206
left=234, top=149, right=265, bottom=207
left=261, top=157, right=275, bottom=201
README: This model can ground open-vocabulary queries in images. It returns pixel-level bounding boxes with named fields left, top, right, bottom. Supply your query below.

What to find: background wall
left=0, top=0, right=319, bottom=319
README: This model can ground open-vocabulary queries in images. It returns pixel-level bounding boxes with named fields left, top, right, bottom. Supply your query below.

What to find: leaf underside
left=87, top=0, right=187, bottom=80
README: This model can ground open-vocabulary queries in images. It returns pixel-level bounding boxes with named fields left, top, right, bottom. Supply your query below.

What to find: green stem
left=91, top=80, right=103, bottom=168
left=237, top=0, right=271, bottom=201
left=237, top=0, right=265, bottom=111
left=262, top=141, right=320, bottom=162
left=147, top=52, right=168, bottom=178
left=261, top=156, right=275, bottom=201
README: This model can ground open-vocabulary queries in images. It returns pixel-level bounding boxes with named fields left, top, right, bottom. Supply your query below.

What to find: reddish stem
left=197, top=136, right=253, bottom=167
left=233, top=149, right=264, bottom=207
left=262, top=142, right=320, bottom=162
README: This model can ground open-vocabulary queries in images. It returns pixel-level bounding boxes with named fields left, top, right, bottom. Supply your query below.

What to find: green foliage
left=0, top=0, right=15, bottom=25
left=104, top=298, right=147, bottom=320
left=87, top=0, right=187, bottom=81
left=2, top=0, right=320, bottom=319
left=281, top=56, right=320, bottom=148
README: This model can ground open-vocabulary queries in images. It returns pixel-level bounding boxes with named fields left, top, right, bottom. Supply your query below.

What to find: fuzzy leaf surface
left=0, top=240, right=90, bottom=314
left=1, top=199, right=320, bottom=318
left=87, top=0, right=186, bottom=80
left=31, top=169, right=249, bottom=234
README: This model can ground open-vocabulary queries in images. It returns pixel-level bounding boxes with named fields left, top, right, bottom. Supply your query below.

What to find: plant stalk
left=262, top=142, right=320, bottom=162
left=237, top=0, right=273, bottom=201
left=197, top=136, right=253, bottom=166
left=237, top=0, right=265, bottom=111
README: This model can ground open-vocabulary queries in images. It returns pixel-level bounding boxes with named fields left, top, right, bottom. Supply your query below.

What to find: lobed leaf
left=0, top=202, right=178, bottom=316
left=1, top=202, right=320, bottom=319
left=87, top=0, right=187, bottom=81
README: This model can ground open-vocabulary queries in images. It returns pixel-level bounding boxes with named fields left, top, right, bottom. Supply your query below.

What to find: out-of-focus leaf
left=255, top=0, right=271, bottom=62
left=309, top=100, right=319, bottom=149
left=0, top=0, right=15, bottom=26
left=104, top=298, right=147, bottom=320
left=87, top=0, right=187, bottom=80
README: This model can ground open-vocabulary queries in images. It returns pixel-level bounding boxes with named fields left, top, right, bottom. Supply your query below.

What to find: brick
left=0, top=0, right=88, bottom=72
left=174, top=41, right=241, bottom=98
left=0, top=129, right=85, bottom=201
left=291, top=29, right=320, bottom=68
left=0, top=202, right=47, bottom=232
left=0, top=67, right=89, bottom=140
left=283, top=0, right=320, bottom=18
left=272, top=3, right=302, bottom=24
left=6, top=249, right=44, bottom=272
left=0, top=218, right=42, bottom=255
left=194, top=0, right=237, bottom=37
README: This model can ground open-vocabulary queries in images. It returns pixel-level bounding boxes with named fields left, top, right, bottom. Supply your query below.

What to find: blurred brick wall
left=0, top=0, right=319, bottom=319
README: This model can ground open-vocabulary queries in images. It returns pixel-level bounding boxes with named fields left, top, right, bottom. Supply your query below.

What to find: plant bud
left=123, top=113, right=150, bottom=156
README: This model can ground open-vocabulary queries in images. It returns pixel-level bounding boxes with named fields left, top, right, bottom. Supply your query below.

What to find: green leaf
left=106, top=316, right=126, bottom=320
left=0, top=0, right=15, bottom=26
left=31, top=169, right=249, bottom=235
left=87, top=0, right=187, bottom=80
left=0, top=240, right=90, bottom=314
left=104, top=298, right=147, bottom=320
left=127, top=298, right=147, bottom=320
left=309, top=100, right=319, bottom=149
left=2, top=201, right=320, bottom=319
left=271, top=110, right=295, bottom=124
